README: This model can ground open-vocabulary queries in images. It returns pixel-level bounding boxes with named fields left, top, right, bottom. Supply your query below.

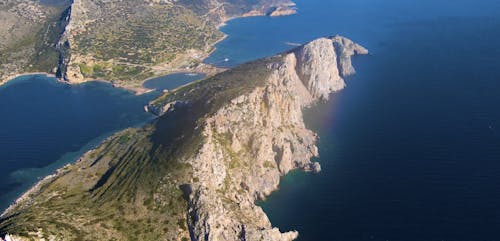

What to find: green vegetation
left=0, top=1, right=71, bottom=79
left=68, top=1, right=225, bottom=84
left=0, top=128, right=192, bottom=240
left=77, top=62, right=153, bottom=82
left=151, top=56, right=278, bottom=114
left=264, top=160, right=275, bottom=169
left=74, top=5, right=221, bottom=65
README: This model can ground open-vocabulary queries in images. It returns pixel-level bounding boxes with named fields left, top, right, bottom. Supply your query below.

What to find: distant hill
left=0, top=0, right=296, bottom=91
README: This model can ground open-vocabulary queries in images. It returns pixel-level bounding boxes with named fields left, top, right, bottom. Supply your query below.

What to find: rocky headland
left=0, top=36, right=367, bottom=241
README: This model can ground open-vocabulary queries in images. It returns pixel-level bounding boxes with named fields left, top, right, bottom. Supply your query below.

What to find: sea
left=0, top=76, right=161, bottom=211
left=142, top=73, right=206, bottom=92
left=2, top=0, right=500, bottom=240
left=207, top=0, right=500, bottom=240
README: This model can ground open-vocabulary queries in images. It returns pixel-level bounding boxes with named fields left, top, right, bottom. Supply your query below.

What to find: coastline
left=0, top=33, right=225, bottom=95
left=0, top=72, right=56, bottom=89
left=0, top=2, right=298, bottom=219
left=0, top=72, right=154, bottom=96
left=0, top=124, right=150, bottom=216
left=1, top=136, right=107, bottom=216
left=1, top=165, right=67, bottom=217
left=0, top=4, right=296, bottom=95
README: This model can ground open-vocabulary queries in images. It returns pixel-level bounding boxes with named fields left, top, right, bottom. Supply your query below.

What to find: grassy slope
left=0, top=126, right=192, bottom=240
left=0, top=55, right=280, bottom=240
left=151, top=56, right=278, bottom=114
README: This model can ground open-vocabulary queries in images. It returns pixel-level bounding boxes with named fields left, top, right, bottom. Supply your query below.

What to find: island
left=0, top=36, right=367, bottom=241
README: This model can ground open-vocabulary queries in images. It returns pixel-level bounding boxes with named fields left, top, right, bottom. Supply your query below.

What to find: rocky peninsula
left=0, top=36, right=367, bottom=241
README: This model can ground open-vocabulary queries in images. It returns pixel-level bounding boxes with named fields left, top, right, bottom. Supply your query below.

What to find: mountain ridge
left=0, top=36, right=367, bottom=241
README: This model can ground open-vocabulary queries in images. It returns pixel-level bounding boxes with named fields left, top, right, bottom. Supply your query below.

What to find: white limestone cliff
left=183, top=36, right=367, bottom=240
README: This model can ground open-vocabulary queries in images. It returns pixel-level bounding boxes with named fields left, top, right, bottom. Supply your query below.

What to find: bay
left=0, top=75, right=158, bottom=211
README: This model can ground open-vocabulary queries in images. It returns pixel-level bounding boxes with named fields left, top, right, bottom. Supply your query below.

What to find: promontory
left=0, top=36, right=367, bottom=241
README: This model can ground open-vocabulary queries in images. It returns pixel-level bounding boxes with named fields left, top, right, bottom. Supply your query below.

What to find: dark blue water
left=143, top=73, right=205, bottom=91
left=37, top=0, right=70, bottom=7
left=207, top=0, right=500, bottom=240
left=0, top=75, right=157, bottom=211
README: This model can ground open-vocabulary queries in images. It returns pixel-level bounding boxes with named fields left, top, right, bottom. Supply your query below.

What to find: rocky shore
left=154, top=36, right=367, bottom=240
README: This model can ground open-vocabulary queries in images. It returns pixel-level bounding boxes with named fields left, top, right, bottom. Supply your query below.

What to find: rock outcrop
left=170, top=36, right=367, bottom=240
left=0, top=36, right=367, bottom=241
left=268, top=5, right=298, bottom=17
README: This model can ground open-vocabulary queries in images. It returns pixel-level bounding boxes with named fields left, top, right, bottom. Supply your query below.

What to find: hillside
left=0, top=0, right=71, bottom=85
left=0, top=36, right=367, bottom=241
left=0, top=0, right=297, bottom=91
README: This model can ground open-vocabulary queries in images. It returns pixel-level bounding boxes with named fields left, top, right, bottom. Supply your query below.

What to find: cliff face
left=175, top=36, right=367, bottom=240
left=0, top=36, right=367, bottom=241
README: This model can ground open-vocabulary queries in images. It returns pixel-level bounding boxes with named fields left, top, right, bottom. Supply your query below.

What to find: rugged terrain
left=0, top=36, right=367, bottom=241
left=0, top=0, right=297, bottom=92
left=0, top=0, right=71, bottom=85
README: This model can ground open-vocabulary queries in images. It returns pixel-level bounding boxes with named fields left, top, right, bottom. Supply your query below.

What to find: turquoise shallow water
left=207, top=0, right=500, bottom=240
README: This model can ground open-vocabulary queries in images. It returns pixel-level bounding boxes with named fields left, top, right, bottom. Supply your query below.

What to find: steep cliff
left=151, top=36, right=367, bottom=241
left=0, top=36, right=367, bottom=241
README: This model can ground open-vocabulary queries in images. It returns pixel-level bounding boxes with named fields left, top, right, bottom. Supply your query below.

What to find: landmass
left=0, top=0, right=71, bottom=86
left=0, top=36, right=368, bottom=241
left=0, top=0, right=298, bottom=93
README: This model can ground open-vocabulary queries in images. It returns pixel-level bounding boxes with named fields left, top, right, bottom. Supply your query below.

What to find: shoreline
left=0, top=72, right=56, bottom=88
left=0, top=132, right=117, bottom=217
left=0, top=2, right=298, bottom=219
left=0, top=120, right=154, bottom=217
left=0, top=72, right=155, bottom=96
left=0, top=4, right=296, bottom=95
left=0, top=45, right=225, bottom=96
left=1, top=166, right=65, bottom=217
